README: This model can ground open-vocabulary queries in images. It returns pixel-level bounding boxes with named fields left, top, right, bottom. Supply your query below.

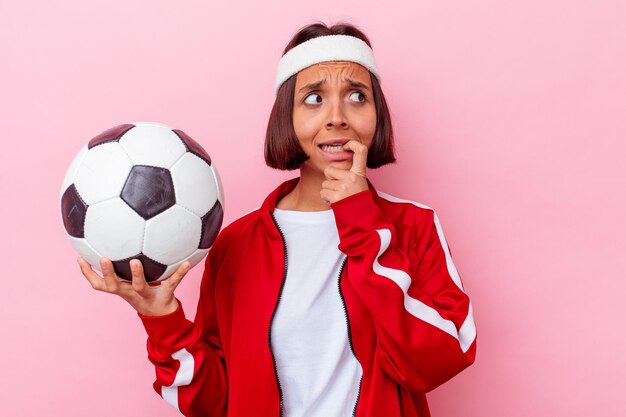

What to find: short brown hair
left=265, top=22, right=396, bottom=170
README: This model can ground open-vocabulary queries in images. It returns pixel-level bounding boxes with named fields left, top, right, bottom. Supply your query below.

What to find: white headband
left=274, top=34, right=381, bottom=94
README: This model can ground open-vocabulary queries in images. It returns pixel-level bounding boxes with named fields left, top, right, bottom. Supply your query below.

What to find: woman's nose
left=326, top=100, right=348, bottom=128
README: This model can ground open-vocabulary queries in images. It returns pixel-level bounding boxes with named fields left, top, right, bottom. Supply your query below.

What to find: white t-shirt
left=271, top=208, right=363, bottom=417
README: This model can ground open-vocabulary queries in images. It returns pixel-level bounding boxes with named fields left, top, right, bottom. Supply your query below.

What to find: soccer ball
left=60, top=122, right=224, bottom=282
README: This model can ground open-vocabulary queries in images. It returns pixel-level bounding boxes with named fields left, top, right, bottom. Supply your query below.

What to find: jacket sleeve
left=138, top=242, right=228, bottom=417
left=331, top=190, right=477, bottom=393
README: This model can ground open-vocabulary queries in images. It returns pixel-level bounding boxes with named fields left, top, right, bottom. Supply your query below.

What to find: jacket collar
left=258, top=176, right=382, bottom=238
left=258, top=177, right=300, bottom=239
left=260, top=177, right=300, bottom=213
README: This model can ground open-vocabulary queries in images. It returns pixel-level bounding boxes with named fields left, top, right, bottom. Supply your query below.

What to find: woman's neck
left=276, top=166, right=329, bottom=211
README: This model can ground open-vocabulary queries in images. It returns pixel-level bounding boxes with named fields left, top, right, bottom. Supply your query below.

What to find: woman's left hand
left=321, top=140, right=369, bottom=205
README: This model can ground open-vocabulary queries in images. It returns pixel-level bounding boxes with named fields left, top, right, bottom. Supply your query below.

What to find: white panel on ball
left=143, top=205, right=202, bottom=265
left=157, top=248, right=209, bottom=281
left=74, top=142, right=133, bottom=205
left=67, top=236, right=103, bottom=273
left=170, top=152, right=217, bottom=217
left=85, top=199, right=146, bottom=260
left=119, top=122, right=187, bottom=169
left=60, top=144, right=88, bottom=199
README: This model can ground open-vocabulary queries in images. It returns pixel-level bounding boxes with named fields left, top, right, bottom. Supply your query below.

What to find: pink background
left=1, top=0, right=624, bottom=415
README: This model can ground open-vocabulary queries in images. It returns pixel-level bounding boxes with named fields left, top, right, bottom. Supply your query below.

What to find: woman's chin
left=328, top=159, right=353, bottom=169
left=301, top=157, right=354, bottom=177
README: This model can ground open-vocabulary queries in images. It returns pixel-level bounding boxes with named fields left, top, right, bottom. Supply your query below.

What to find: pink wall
left=1, top=1, right=624, bottom=415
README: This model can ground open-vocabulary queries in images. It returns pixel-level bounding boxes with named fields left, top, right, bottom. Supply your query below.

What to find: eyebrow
left=298, top=78, right=370, bottom=94
left=345, top=79, right=370, bottom=90
left=298, top=79, right=326, bottom=93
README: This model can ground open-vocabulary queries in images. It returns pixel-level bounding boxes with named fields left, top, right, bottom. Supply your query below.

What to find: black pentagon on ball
left=88, top=124, right=135, bottom=149
left=112, top=254, right=167, bottom=282
left=200, top=200, right=224, bottom=249
left=61, top=184, right=88, bottom=238
left=121, top=165, right=176, bottom=220
left=172, top=129, right=212, bottom=165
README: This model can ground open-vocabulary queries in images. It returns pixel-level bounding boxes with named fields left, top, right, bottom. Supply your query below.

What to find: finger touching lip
left=342, top=140, right=366, bottom=153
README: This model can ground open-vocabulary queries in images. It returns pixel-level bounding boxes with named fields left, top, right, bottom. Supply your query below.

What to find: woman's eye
left=350, top=91, right=365, bottom=102
left=304, top=93, right=322, bottom=104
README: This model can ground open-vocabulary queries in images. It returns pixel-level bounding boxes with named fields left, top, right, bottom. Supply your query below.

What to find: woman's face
left=292, top=61, right=376, bottom=175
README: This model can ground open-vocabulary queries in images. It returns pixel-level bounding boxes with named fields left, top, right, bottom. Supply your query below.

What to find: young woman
left=79, top=22, right=476, bottom=417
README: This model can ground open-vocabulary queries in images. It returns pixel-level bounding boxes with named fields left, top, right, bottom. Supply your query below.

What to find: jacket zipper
left=269, top=213, right=362, bottom=417
left=269, top=212, right=287, bottom=417
left=337, top=256, right=363, bottom=417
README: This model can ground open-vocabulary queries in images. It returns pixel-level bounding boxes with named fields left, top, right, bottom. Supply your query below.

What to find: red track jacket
left=139, top=178, right=477, bottom=417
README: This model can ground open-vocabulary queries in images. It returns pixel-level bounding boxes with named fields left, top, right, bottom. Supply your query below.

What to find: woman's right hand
left=78, top=256, right=191, bottom=316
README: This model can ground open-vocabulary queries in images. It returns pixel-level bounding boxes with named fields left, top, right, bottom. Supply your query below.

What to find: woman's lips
left=317, top=144, right=354, bottom=161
